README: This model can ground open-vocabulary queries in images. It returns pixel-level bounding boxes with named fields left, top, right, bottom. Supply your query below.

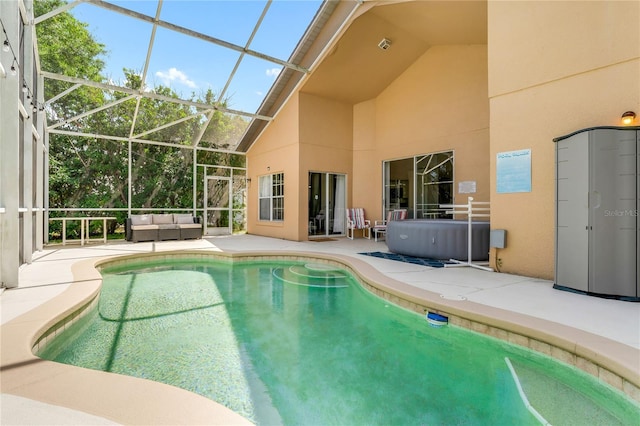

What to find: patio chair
left=372, top=209, right=407, bottom=241
left=346, top=208, right=371, bottom=240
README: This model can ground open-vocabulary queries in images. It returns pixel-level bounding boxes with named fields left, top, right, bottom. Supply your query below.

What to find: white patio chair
left=372, top=209, right=407, bottom=241
left=346, top=208, right=371, bottom=240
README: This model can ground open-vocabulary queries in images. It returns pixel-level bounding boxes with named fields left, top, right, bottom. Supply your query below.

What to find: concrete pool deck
left=1, top=234, right=639, bottom=424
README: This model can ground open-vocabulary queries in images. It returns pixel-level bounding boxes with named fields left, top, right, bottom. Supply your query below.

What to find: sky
left=67, top=0, right=323, bottom=114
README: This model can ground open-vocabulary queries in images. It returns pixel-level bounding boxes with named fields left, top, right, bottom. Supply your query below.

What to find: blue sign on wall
left=496, top=149, right=531, bottom=193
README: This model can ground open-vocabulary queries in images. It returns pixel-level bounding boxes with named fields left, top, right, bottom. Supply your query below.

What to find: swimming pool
left=38, top=258, right=639, bottom=425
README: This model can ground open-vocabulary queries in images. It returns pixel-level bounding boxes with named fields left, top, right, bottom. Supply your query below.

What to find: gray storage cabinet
left=554, top=126, right=639, bottom=300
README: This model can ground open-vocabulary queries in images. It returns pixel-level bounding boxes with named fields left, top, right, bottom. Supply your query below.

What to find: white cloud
left=266, top=68, right=281, bottom=79
left=155, top=67, right=197, bottom=88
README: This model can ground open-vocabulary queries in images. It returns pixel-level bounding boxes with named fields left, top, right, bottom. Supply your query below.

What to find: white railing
left=440, top=196, right=492, bottom=272
left=0, top=207, right=43, bottom=213
left=48, top=216, right=117, bottom=246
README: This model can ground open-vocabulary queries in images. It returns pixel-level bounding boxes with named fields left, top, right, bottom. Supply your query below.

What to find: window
left=259, top=173, right=284, bottom=221
left=383, top=151, right=454, bottom=219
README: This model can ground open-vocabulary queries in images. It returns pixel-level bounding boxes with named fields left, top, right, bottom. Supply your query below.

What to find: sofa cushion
left=174, top=214, right=194, bottom=224
left=130, top=214, right=152, bottom=226
left=158, top=224, right=180, bottom=229
left=130, top=224, right=159, bottom=230
left=178, top=223, right=202, bottom=229
left=152, top=214, right=174, bottom=225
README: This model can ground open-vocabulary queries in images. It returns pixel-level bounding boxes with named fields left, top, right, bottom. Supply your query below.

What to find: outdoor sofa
left=125, top=213, right=202, bottom=242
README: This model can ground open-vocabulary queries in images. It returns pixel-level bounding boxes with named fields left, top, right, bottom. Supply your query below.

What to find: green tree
left=35, top=0, right=106, bottom=119
left=36, top=1, right=248, bottom=238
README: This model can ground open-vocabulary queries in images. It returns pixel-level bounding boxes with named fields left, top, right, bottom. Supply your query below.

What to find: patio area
left=1, top=235, right=639, bottom=424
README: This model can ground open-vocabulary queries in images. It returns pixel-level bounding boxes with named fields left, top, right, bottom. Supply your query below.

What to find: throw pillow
left=176, top=215, right=194, bottom=224
left=130, top=214, right=152, bottom=226
left=152, top=214, right=174, bottom=225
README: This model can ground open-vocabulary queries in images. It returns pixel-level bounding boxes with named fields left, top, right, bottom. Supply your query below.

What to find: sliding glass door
left=383, top=151, right=453, bottom=219
left=308, top=172, right=346, bottom=238
left=416, top=151, right=454, bottom=218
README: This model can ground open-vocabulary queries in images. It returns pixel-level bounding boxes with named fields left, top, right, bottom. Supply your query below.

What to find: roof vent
left=378, top=38, right=392, bottom=50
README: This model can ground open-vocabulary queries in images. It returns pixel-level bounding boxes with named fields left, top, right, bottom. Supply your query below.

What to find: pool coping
left=1, top=250, right=639, bottom=424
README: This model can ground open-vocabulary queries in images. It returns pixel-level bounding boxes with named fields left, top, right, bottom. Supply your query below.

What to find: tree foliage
left=35, top=0, right=106, bottom=117
left=36, top=1, right=248, bottom=238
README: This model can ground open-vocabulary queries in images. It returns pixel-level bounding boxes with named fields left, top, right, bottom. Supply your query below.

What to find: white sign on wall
left=458, top=181, right=476, bottom=194
left=496, top=149, right=532, bottom=193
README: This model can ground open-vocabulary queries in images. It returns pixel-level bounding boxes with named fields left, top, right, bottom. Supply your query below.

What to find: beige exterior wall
left=248, top=1, right=639, bottom=280
left=488, top=1, right=640, bottom=279
left=298, top=93, right=354, bottom=237
left=248, top=44, right=489, bottom=240
left=355, top=45, right=490, bottom=223
left=246, top=93, right=300, bottom=241
left=353, top=99, right=378, bottom=215
left=245, top=92, right=354, bottom=241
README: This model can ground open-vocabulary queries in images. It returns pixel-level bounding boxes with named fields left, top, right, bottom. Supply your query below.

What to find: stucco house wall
left=247, top=0, right=640, bottom=281
left=359, top=44, right=490, bottom=221
left=245, top=91, right=354, bottom=241
left=298, top=93, right=354, bottom=238
left=488, top=0, right=640, bottom=278
left=247, top=43, right=489, bottom=241
left=246, top=93, right=300, bottom=241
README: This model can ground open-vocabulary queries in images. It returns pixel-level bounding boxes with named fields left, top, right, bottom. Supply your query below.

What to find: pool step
left=272, top=264, right=348, bottom=288
left=505, top=357, right=626, bottom=426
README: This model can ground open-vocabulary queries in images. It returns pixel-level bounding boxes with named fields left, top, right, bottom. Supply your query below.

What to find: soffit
left=237, top=0, right=358, bottom=152
left=300, top=0, right=487, bottom=105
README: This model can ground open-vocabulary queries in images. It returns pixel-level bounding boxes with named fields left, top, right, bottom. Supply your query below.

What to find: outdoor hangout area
left=125, top=213, right=203, bottom=242
left=1, top=0, right=639, bottom=424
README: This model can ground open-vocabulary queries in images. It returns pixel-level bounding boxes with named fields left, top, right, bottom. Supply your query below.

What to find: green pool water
left=38, top=259, right=639, bottom=425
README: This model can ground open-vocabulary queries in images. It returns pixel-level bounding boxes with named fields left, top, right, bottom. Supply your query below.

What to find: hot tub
left=386, top=220, right=490, bottom=261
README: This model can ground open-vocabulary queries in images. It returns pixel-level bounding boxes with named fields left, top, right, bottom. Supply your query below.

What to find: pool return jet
left=440, top=196, right=493, bottom=272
